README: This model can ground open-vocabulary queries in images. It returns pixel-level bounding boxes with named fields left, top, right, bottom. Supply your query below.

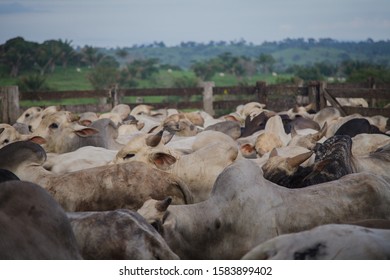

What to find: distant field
left=0, top=67, right=288, bottom=91
left=0, top=67, right=94, bottom=91
left=45, top=67, right=94, bottom=91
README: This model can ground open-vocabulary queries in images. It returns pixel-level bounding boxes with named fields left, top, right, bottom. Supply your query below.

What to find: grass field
left=2, top=67, right=291, bottom=110
left=0, top=66, right=289, bottom=91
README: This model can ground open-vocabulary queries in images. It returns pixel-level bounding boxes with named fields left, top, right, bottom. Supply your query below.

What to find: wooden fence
left=1, top=80, right=390, bottom=124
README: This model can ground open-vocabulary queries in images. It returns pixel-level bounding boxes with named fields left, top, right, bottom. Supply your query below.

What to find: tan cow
left=0, top=141, right=193, bottom=212
left=115, top=130, right=239, bottom=202
left=287, top=122, right=328, bottom=150
left=32, top=111, right=123, bottom=153
left=0, top=124, right=46, bottom=148
left=161, top=113, right=201, bottom=136
left=352, top=134, right=390, bottom=156
left=17, top=105, right=60, bottom=132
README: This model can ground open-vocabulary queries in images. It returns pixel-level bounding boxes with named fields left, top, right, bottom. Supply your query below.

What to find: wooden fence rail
left=1, top=80, right=390, bottom=124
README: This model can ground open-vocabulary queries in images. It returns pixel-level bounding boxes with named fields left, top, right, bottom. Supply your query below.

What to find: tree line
left=1, top=36, right=390, bottom=91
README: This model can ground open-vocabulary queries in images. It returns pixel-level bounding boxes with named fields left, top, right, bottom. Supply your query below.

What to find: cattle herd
left=0, top=101, right=389, bottom=260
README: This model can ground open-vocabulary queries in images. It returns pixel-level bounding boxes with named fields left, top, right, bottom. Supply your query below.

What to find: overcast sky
left=1, top=0, right=389, bottom=48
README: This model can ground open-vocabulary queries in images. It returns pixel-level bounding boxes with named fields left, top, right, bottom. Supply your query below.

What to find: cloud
left=0, top=2, right=35, bottom=14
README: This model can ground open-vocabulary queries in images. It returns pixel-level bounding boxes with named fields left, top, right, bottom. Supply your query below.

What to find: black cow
left=262, top=135, right=355, bottom=188
left=334, top=118, right=386, bottom=138
left=240, top=112, right=269, bottom=137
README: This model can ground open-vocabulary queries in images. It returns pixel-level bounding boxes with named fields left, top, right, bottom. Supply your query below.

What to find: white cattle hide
left=242, top=224, right=390, bottom=260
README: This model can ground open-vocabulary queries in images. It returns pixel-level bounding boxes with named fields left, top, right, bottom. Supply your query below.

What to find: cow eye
left=49, top=123, right=59, bottom=129
left=123, top=153, right=135, bottom=160
left=25, top=113, right=30, bottom=118
left=3, top=139, right=9, bottom=144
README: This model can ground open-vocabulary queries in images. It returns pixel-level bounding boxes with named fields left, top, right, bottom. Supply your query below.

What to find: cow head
left=114, top=130, right=177, bottom=170
left=263, top=149, right=313, bottom=174
left=162, top=113, right=200, bottom=136
left=0, top=141, right=47, bottom=173
left=289, top=122, right=328, bottom=149
left=0, top=124, right=46, bottom=148
left=137, top=197, right=172, bottom=233
left=262, top=149, right=314, bottom=186
left=255, top=132, right=284, bottom=157
left=32, top=111, right=99, bottom=153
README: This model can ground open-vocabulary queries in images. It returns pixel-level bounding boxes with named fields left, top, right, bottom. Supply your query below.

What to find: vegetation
left=1, top=37, right=390, bottom=92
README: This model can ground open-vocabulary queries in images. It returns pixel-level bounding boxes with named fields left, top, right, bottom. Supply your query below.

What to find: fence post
left=255, top=81, right=267, bottom=105
left=201, top=81, right=215, bottom=116
left=368, top=77, right=377, bottom=107
left=319, top=81, right=327, bottom=110
left=0, top=86, right=20, bottom=124
left=109, top=84, right=120, bottom=108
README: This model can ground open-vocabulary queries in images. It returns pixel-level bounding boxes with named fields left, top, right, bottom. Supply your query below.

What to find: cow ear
left=240, top=143, right=257, bottom=158
left=162, top=132, right=175, bottom=145
left=136, top=121, right=145, bottom=130
left=28, top=136, right=47, bottom=145
left=146, top=130, right=163, bottom=147
left=79, top=119, right=92, bottom=126
left=148, top=125, right=159, bottom=133
left=150, top=152, right=176, bottom=170
left=74, top=127, right=99, bottom=137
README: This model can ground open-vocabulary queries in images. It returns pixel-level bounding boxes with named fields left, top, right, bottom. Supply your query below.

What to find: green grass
left=20, top=97, right=100, bottom=107
left=1, top=66, right=283, bottom=93
left=211, top=72, right=293, bottom=86
left=44, top=67, right=94, bottom=91
left=0, top=66, right=94, bottom=91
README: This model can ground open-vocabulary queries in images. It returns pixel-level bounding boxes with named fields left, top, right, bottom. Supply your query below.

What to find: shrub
left=17, top=74, right=50, bottom=92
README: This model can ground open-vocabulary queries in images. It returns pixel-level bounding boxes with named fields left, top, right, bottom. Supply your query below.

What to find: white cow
left=138, top=159, right=390, bottom=259
left=242, top=223, right=390, bottom=260
left=44, top=146, right=117, bottom=174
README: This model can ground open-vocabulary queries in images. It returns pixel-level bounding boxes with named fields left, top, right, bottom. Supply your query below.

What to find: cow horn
left=145, top=130, right=163, bottom=147
left=286, top=151, right=313, bottom=168
left=312, top=122, right=327, bottom=141
left=155, top=197, right=172, bottom=212
left=269, top=148, right=278, bottom=158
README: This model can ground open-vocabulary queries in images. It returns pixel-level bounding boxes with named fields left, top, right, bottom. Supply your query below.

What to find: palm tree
left=81, top=45, right=104, bottom=68
left=0, top=37, right=35, bottom=77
